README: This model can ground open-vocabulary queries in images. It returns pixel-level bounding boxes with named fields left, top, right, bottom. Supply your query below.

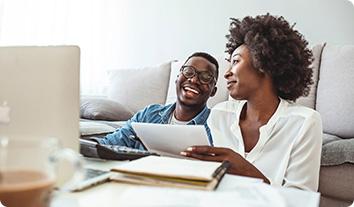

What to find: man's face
left=176, top=56, right=217, bottom=108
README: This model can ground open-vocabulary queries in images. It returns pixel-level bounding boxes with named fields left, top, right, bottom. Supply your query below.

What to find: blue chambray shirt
left=99, top=103, right=213, bottom=150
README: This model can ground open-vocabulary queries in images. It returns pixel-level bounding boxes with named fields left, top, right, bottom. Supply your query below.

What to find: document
left=116, top=183, right=319, bottom=207
left=131, top=122, right=209, bottom=157
left=115, top=185, right=287, bottom=207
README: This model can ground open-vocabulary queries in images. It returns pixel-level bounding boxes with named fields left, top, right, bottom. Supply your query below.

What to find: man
left=99, top=52, right=219, bottom=149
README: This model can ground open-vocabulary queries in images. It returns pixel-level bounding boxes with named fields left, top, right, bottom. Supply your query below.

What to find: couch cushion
left=296, top=43, right=325, bottom=109
left=80, top=97, right=133, bottom=121
left=80, top=121, right=116, bottom=136
left=107, top=62, right=171, bottom=113
left=316, top=45, right=354, bottom=138
left=319, top=163, right=354, bottom=201
left=165, top=56, right=230, bottom=108
left=80, top=119, right=125, bottom=138
left=320, top=196, right=352, bottom=207
left=321, top=133, right=354, bottom=166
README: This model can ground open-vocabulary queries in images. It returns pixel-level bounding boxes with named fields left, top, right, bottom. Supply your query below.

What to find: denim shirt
left=99, top=103, right=213, bottom=150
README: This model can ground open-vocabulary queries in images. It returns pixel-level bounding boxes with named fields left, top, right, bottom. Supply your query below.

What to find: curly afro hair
left=226, top=13, right=313, bottom=102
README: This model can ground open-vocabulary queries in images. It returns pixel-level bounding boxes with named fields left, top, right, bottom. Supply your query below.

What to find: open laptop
left=0, top=46, right=110, bottom=191
left=0, top=46, right=80, bottom=150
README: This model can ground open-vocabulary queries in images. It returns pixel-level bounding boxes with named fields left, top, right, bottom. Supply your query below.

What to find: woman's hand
left=180, top=146, right=270, bottom=184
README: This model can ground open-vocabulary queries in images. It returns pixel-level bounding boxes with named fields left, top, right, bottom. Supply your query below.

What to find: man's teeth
left=184, top=86, right=199, bottom=94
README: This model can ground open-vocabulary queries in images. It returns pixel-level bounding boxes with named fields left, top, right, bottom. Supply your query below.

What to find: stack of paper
left=110, top=156, right=229, bottom=190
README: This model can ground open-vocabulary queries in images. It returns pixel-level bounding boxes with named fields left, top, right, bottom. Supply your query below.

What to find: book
left=110, top=156, right=229, bottom=191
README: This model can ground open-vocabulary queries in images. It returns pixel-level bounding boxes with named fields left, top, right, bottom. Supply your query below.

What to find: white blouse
left=208, top=99, right=323, bottom=191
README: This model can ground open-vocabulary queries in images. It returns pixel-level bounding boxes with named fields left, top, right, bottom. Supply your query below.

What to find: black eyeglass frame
left=180, top=65, right=216, bottom=84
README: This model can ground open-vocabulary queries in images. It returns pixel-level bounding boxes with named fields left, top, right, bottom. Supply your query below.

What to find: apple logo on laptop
left=0, top=101, right=10, bottom=124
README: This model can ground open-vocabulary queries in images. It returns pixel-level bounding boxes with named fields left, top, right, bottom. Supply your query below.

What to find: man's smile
left=183, top=86, right=200, bottom=94
left=182, top=85, right=200, bottom=97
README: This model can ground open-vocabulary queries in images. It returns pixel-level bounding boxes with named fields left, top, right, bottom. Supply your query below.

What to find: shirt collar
left=231, top=98, right=286, bottom=134
left=159, top=103, right=176, bottom=124
left=159, top=103, right=210, bottom=125
left=188, top=105, right=210, bottom=125
left=260, top=98, right=287, bottom=134
left=229, top=98, right=287, bottom=160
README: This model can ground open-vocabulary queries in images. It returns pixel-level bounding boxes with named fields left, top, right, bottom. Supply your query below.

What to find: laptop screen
left=0, top=46, right=80, bottom=152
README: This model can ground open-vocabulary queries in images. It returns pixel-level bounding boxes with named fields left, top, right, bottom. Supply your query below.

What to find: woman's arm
left=181, top=146, right=270, bottom=184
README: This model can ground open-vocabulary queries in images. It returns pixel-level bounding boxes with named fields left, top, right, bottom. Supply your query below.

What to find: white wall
left=107, top=0, right=354, bottom=68
left=1, top=0, right=353, bottom=95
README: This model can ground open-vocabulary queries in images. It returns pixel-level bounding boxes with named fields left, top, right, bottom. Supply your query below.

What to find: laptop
left=0, top=46, right=109, bottom=191
left=0, top=46, right=80, bottom=150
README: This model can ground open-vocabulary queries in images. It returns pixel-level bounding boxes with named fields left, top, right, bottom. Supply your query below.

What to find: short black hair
left=226, top=14, right=313, bottom=101
left=184, top=52, right=219, bottom=81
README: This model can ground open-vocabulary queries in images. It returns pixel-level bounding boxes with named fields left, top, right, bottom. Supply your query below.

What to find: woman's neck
left=242, top=92, right=280, bottom=124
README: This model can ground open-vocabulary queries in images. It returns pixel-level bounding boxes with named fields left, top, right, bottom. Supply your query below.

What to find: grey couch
left=297, top=44, right=354, bottom=207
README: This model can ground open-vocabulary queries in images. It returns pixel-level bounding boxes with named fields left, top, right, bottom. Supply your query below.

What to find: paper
left=115, top=185, right=287, bottom=207
left=131, top=122, right=209, bottom=156
left=217, top=174, right=264, bottom=191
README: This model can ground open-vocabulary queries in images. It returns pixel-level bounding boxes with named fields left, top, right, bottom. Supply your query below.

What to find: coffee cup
left=0, top=137, right=83, bottom=207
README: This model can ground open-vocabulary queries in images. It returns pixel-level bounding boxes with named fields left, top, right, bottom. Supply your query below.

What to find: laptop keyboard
left=84, top=168, right=109, bottom=180
left=70, top=168, right=111, bottom=192
left=96, top=144, right=159, bottom=161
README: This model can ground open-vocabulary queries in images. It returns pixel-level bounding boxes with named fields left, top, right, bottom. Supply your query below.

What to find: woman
left=181, top=14, right=322, bottom=191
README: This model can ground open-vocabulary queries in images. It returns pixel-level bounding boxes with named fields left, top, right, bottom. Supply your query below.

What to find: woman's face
left=224, top=45, right=265, bottom=100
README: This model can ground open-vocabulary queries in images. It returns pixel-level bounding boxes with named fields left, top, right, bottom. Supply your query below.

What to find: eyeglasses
left=180, top=65, right=216, bottom=84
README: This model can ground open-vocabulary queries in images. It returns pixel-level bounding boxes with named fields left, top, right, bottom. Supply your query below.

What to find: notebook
left=110, top=156, right=229, bottom=191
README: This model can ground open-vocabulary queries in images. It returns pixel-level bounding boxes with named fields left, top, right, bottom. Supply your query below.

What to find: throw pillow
left=107, top=62, right=171, bottom=113
left=80, top=97, right=133, bottom=121
left=296, top=43, right=325, bottom=109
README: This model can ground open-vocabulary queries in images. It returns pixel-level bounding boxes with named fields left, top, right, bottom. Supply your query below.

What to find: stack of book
left=110, top=156, right=229, bottom=191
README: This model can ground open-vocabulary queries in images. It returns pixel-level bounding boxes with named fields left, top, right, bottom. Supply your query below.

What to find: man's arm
left=98, top=109, right=147, bottom=150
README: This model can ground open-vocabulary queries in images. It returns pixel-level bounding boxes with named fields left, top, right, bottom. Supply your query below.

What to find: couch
left=80, top=44, right=354, bottom=207
left=309, top=44, right=354, bottom=207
